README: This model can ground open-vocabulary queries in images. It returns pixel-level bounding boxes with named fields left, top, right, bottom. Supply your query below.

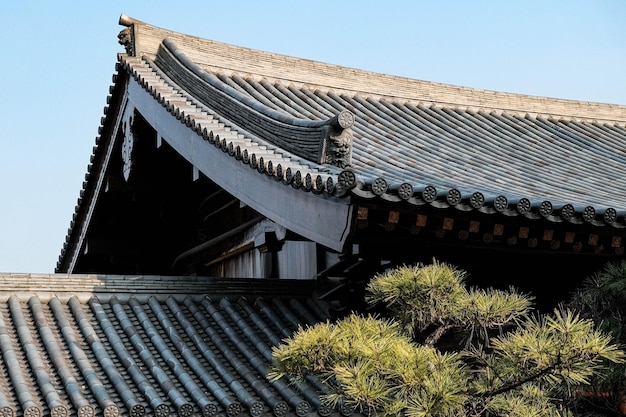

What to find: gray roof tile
left=60, top=15, right=626, bottom=265
left=118, top=45, right=626, bottom=221
left=0, top=274, right=338, bottom=417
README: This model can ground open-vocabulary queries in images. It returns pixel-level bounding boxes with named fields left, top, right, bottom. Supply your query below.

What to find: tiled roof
left=58, top=15, right=626, bottom=267
left=0, top=274, right=348, bottom=417
left=121, top=16, right=626, bottom=223
left=34, top=14, right=626, bottom=417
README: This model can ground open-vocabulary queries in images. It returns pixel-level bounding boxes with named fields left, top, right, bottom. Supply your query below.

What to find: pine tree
left=564, top=260, right=626, bottom=415
left=269, top=259, right=625, bottom=417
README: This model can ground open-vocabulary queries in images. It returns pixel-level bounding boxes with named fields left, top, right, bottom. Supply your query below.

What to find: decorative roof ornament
left=319, top=110, right=355, bottom=169
left=117, top=29, right=134, bottom=56
left=121, top=105, right=135, bottom=181
left=117, top=14, right=135, bottom=56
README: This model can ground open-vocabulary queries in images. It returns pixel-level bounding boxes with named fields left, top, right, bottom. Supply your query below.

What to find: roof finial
left=118, top=14, right=133, bottom=26
left=118, top=15, right=137, bottom=55
left=319, top=110, right=355, bottom=169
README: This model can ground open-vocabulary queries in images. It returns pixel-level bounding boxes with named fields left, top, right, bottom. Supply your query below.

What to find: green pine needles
left=269, top=259, right=625, bottom=417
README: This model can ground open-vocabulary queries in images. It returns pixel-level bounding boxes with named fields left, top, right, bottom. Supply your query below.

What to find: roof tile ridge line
left=146, top=297, right=242, bottom=416
left=89, top=296, right=170, bottom=416
left=128, top=297, right=217, bottom=416
left=67, top=296, right=145, bottom=416
left=121, top=14, right=626, bottom=122
left=374, top=90, right=624, bottom=120
left=119, top=47, right=338, bottom=191
left=384, top=79, right=626, bottom=124
left=398, top=98, right=626, bottom=125
left=127, top=54, right=268, bottom=141
left=8, top=295, right=67, bottom=415
left=136, top=54, right=269, bottom=145
left=131, top=54, right=237, bottom=137
left=110, top=296, right=193, bottom=414
left=128, top=54, right=345, bottom=178
left=173, top=38, right=626, bottom=122
left=163, top=297, right=265, bottom=416
left=160, top=37, right=349, bottom=129
left=0, top=306, right=40, bottom=416
left=177, top=46, right=626, bottom=123
left=122, top=56, right=349, bottom=192
left=29, top=296, right=93, bottom=417
left=180, top=297, right=289, bottom=415
left=200, top=298, right=311, bottom=414
left=121, top=13, right=377, bottom=93
left=48, top=297, right=119, bottom=415
left=123, top=54, right=199, bottom=108
left=218, top=298, right=321, bottom=408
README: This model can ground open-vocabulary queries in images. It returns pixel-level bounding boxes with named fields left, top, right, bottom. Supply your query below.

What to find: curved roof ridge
left=119, top=14, right=626, bottom=123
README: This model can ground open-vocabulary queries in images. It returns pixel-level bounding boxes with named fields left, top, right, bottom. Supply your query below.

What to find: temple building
left=0, top=14, right=625, bottom=417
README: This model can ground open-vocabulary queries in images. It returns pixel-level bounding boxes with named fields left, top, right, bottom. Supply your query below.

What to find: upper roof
left=121, top=15, right=625, bottom=121
left=58, top=14, right=626, bottom=271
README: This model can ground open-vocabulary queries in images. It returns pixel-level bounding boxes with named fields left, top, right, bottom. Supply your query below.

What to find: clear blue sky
left=1, top=1, right=625, bottom=274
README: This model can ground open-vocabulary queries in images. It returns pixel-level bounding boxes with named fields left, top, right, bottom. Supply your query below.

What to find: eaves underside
left=121, top=72, right=354, bottom=249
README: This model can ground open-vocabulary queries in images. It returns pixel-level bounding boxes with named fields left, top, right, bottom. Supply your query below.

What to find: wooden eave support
left=354, top=206, right=624, bottom=255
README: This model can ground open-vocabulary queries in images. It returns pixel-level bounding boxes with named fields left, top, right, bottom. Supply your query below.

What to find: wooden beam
left=385, top=211, right=400, bottom=232
left=519, top=227, right=529, bottom=239
left=416, top=214, right=427, bottom=227
left=357, top=207, right=368, bottom=229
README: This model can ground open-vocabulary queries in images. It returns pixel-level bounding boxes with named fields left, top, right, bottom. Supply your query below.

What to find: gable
left=54, top=15, right=626, bottom=305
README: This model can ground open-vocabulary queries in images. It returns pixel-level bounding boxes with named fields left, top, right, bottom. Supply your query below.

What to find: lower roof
left=0, top=274, right=353, bottom=417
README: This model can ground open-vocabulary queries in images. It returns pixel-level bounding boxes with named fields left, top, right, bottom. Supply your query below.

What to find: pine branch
left=424, top=323, right=455, bottom=346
